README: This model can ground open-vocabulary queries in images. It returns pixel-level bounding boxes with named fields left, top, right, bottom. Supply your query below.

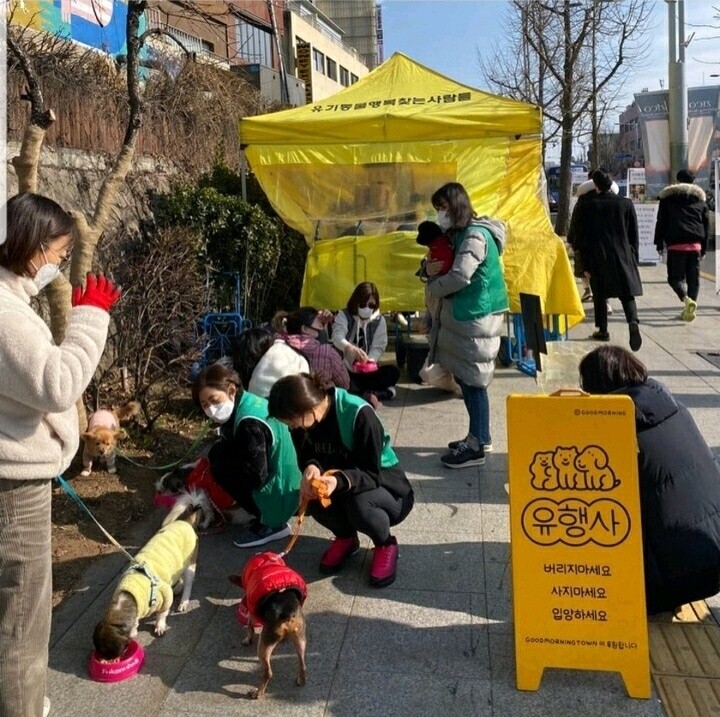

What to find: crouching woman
left=579, top=345, right=720, bottom=615
left=268, top=373, right=414, bottom=587
left=192, top=363, right=301, bottom=549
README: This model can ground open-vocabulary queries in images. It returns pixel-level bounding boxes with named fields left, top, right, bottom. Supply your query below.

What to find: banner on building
left=635, top=86, right=720, bottom=198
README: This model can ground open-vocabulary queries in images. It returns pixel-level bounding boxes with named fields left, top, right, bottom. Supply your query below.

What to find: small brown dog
left=92, top=491, right=210, bottom=660
left=230, top=552, right=308, bottom=699
left=81, top=402, right=140, bottom=476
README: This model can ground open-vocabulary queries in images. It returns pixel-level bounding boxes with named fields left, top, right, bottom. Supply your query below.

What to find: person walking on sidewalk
left=425, top=182, right=509, bottom=468
left=268, top=373, right=414, bottom=588
left=0, top=193, right=120, bottom=717
left=573, top=169, right=643, bottom=351
left=654, top=169, right=709, bottom=322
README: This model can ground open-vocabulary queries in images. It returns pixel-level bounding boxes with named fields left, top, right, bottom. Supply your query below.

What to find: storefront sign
left=507, top=393, right=650, bottom=699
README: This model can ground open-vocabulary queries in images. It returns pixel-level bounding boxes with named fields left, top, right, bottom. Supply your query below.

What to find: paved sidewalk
left=46, top=264, right=720, bottom=716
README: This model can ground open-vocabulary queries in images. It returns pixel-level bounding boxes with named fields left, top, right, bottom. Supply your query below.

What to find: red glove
left=72, top=273, right=121, bottom=312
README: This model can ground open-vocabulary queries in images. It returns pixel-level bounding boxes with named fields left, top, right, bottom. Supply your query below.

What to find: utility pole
left=667, top=0, right=688, bottom=178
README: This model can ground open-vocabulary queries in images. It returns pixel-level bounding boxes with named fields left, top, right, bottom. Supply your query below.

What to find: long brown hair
left=431, top=182, right=475, bottom=229
left=268, top=373, right=330, bottom=421
left=579, top=345, right=647, bottom=394
left=191, top=362, right=243, bottom=408
left=1, top=193, right=74, bottom=276
left=346, top=282, right=379, bottom=316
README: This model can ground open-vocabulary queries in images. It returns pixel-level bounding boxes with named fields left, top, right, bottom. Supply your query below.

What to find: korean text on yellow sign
left=507, top=394, right=650, bottom=699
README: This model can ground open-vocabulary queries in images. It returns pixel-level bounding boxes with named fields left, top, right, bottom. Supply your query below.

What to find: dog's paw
left=108, top=466, right=117, bottom=474
left=176, top=600, right=189, bottom=613
left=296, top=675, right=306, bottom=687
left=154, top=624, right=167, bottom=636
left=241, top=636, right=253, bottom=647
left=247, top=688, right=263, bottom=700
left=80, top=469, right=91, bottom=476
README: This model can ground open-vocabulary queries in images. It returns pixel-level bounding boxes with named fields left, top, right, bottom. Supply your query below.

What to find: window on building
left=350, top=73, right=359, bottom=85
left=326, top=57, right=338, bottom=81
left=313, top=48, right=325, bottom=74
left=339, top=66, right=349, bottom=86
left=235, top=18, right=273, bottom=66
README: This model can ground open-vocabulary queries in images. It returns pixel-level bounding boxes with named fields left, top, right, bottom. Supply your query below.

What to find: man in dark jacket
left=654, top=169, right=709, bottom=322
left=574, top=169, right=643, bottom=351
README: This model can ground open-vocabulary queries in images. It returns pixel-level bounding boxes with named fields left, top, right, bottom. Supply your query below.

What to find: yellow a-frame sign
left=507, top=392, right=650, bottom=699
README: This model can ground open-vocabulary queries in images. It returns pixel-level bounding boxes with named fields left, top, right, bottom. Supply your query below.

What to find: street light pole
left=667, top=0, right=689, bottom=178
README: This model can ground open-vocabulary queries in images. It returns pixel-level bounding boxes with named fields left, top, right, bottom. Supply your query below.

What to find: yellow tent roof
left=239, top=52, right=542, bottom=145
left=238, top=53, right=583, bottom=325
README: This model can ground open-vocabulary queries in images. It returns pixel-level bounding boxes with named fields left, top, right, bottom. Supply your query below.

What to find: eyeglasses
left=43, top=242, right=73, bottom=268
left=359, top=302, right=377, bottom=310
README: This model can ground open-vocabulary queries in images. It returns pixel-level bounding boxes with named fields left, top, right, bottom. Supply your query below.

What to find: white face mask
left=358, top=307, right=374, bottom=320
left=205, top=400, right=234, bottom=424
left=30, top=247, right=61, bottom=291
left=437, top=210, right=452, bottom=231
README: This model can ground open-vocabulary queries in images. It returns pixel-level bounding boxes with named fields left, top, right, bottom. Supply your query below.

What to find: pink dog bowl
left=353, top=360, right=378, bottom=374
left=88, top=639, right=145, bottom=683
left=153, top=492, right=178, bottom=509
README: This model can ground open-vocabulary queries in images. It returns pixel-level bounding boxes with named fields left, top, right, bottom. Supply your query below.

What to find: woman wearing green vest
left=268, top=373, right=414, bottom=588
left=426, top=182, right=509, bottom=469
left=192, top=363, right=301, bottom=549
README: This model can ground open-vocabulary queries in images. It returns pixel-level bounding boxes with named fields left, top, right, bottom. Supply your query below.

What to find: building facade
left=285, top=0, right=370, bottom=103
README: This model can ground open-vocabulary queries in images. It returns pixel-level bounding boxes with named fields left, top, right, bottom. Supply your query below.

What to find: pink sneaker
left=369, top=536, right=398, bottom=587
left=319, top=535, right=360, bottom=573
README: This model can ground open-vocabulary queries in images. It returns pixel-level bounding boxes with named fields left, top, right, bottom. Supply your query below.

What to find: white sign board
left=635, top=203, right=660, bottom=265
left=627, top=168, right=647, bottom=203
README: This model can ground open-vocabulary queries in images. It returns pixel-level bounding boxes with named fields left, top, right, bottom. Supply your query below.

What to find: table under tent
left=238, top=52, right=584, bottom=374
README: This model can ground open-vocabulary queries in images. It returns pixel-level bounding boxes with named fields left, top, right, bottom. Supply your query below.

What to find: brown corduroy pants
left=0, top=479, right=52, bottom=717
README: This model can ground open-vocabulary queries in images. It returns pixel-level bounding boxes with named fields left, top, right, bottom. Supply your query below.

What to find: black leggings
left=211, top=470, right=262, bottom=522
left=308, top=486, right=414, bottom=546
left=590, top=278, right=638, bottom=334
left=348, top=365, right=401, bottom=395
left=667, top=250, right=700, bottom=301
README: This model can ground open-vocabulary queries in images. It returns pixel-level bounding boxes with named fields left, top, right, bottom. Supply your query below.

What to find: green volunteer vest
left=333, top=388, right=398, bottom=468
left=230, top=391, right=301, bottom=527
left=451, top=224, right=509, bottom=322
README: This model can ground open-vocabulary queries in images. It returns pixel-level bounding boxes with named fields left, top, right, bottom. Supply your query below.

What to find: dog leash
left=278, top=474, right=333, bottom=558
left=55, top=475, right=162, bottom=605
left=116, top=423, right=213, bottom=472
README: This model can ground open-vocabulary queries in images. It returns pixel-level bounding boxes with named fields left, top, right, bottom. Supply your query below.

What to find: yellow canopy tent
left=239, top=53, right=583, bottom=324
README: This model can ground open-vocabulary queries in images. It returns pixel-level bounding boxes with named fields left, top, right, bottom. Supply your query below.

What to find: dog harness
left=241, top=551, right=307, bottom=621
left=116, top=520, right=197, bottom=618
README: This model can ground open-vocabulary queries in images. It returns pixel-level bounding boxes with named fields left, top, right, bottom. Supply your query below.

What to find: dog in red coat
left=229, top=551, right=307, bottom=699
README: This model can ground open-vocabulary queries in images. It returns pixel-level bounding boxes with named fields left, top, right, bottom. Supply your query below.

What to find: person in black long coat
left=574, top=169, right=643, bottom=351
left=580, top=345, right=720, bottom=615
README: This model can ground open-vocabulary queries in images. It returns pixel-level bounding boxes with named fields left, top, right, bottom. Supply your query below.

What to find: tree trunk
left=556, top=117, right=575, bottom=237
left=11, top=124, right=48, bottom=193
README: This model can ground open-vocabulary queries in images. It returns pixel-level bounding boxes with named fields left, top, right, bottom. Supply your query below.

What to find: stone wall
left=6, top=142, right=178, bottom=236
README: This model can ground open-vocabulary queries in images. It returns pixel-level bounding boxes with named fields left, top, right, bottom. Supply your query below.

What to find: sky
left=380, top=0, right=720, bottom=159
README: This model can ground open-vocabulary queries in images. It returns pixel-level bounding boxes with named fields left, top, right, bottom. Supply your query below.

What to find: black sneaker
left=374, top=387, right=397, bottom=401
left=448, top=434, right=493, bottom=452
left=233, top=523, right=292, bottom=549
left=629, top=321, right=642, bottom=352
left=441, top=441, right=485, bottom=468
left=589, top=330, right=610, bottom=341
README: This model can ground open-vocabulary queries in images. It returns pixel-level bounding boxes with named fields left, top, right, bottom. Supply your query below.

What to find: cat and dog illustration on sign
left=530, top=445, right=620, bottom=492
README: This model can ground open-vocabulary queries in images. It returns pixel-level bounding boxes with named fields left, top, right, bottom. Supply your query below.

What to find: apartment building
left=314, top=0, right=382, bottom=70
left=285, top=0, right=370, bottom=103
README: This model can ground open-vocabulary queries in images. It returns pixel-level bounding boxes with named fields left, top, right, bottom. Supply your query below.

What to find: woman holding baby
left=425, top=182, right=509, bottom=469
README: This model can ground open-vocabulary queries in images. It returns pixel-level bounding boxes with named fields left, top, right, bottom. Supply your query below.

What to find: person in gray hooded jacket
left=425, top=182, right=509, bottom=469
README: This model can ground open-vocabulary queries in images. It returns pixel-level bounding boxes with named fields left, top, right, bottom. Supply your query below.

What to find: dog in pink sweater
left=81, top=403, right=139, bottom=476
